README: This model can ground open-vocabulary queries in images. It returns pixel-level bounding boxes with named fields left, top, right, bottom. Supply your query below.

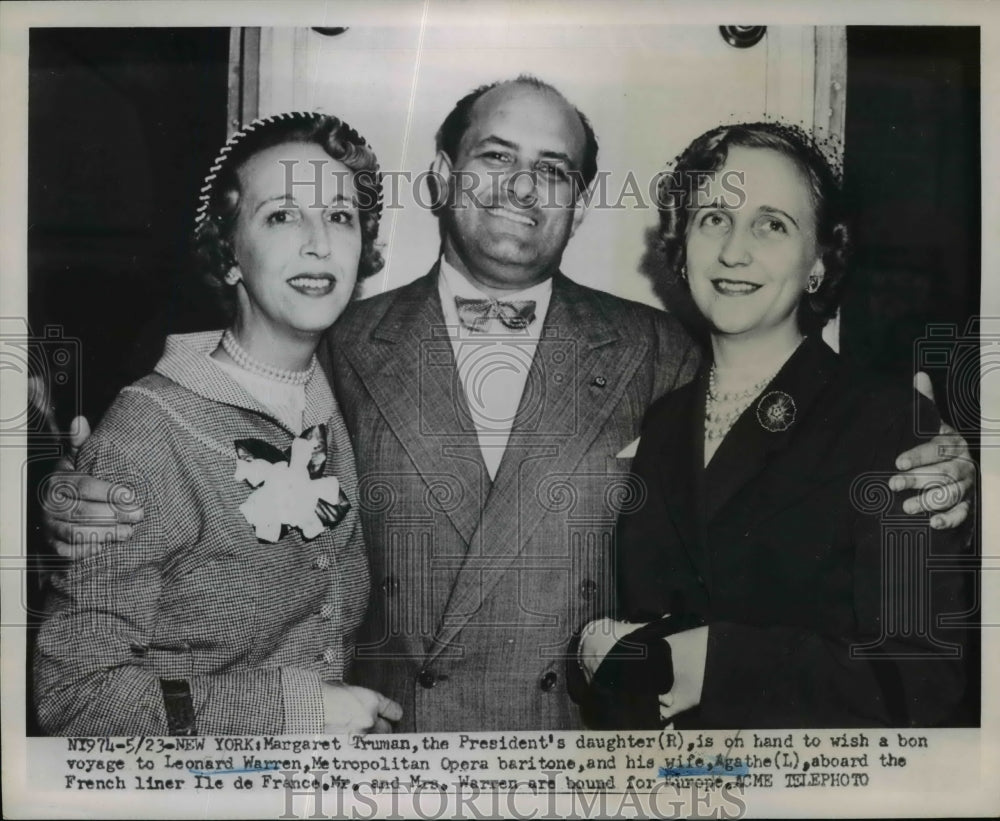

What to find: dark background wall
left=842, top=27, right=980, bottom=443
left=26, top=28, right=230, bottom=734
left=29, top=28, right=230, bottom=427
left=842, top=29, right=981, bottom=727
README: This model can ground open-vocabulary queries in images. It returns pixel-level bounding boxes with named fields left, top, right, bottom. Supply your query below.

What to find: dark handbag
left=566, top=613, right=705, bottom=729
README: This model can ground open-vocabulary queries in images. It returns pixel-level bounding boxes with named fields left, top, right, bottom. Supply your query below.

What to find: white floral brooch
left=233, top=425, right=350, bottom=543
left=756, top=390, right=797, bottom=433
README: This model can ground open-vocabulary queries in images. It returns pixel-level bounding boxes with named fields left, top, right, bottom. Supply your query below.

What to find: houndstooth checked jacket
left=34, top=331, right=370, bottom=735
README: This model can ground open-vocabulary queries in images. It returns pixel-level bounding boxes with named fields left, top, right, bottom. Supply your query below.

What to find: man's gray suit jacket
left=325, top=267, right=700, bottom=731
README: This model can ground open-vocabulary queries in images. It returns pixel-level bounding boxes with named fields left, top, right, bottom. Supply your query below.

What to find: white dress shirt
left=437, top=259, right=553, bottom=480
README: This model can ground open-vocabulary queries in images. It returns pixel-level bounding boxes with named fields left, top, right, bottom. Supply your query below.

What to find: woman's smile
left=710, top=278, right=763, bottom=296
left=229, top=142, right=363, bottom=340
left=287, top=272, right=338, bottom=297
left=685, top=145, right=822, bottom=341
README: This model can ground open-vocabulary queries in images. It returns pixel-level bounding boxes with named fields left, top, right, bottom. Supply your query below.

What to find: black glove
left=567, top=613, right=704, bottom=729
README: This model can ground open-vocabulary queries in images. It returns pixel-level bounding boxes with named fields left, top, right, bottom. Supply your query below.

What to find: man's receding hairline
left=459, top=80, right=588, bottom=156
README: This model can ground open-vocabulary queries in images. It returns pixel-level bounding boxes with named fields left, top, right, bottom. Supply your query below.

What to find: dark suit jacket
left=615, top=336, right=969, bottom=728
left=325, top=267, right=700, bottom=731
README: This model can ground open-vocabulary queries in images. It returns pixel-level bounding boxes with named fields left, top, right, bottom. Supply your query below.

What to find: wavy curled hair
left=193, top=112, right=384, bottom=318
left=654, top=122, right=849, bottom=335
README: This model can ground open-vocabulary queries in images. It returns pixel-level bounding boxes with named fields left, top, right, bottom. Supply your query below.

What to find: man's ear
left=569, top=180, right=594, bottom=238
left=430, top=150, right=452, bottom=180
left=428, top=151, right=453, bottom=210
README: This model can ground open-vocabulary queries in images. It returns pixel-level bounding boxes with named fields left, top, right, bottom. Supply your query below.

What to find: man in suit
left=45, top=76, right=974, bottom=732
left=328, top=77, right=700, bottom=731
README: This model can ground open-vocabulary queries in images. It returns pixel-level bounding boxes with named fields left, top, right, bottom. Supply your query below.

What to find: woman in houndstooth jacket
left=34, top=112, right=402, bottom=735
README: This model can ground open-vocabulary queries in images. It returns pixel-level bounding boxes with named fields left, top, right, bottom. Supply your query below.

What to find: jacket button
left=319, top=602, right=336, bottom=619
left=579, top=579, right=597, bottom=599
left=322, top=648, right=337, bottom=665
left=539, top=671, right=558, bottom=692
left=312, top=554, right=330, bottom=570
left=417, top=670, right=437, bottom=689
left=381, top=576, right=399, bottom=596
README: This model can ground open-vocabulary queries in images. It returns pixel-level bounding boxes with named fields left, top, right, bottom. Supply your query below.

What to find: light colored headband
left=193, top=110, right=383, bottom=229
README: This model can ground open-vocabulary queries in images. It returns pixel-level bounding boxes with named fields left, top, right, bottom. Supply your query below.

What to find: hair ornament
left=658, top=117, right=844, bottom=186
left=193, top=110, right=383, bottom=229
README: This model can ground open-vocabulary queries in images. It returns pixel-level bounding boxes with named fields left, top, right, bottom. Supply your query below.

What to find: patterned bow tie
left=455, top=296, right=537, bottom=332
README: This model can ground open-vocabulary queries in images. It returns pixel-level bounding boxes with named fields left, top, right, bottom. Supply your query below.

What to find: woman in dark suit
left=576, top=122, right=969, bottom=728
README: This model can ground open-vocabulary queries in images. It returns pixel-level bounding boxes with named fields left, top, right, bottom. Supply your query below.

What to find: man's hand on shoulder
left=42, top=416, right=144, bottom=560
left=889, top=373, right=976, bottom=530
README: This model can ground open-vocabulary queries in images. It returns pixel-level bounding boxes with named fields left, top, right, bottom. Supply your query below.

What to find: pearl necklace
left=221, top=329, right=316, bottom=386
left=704, top=365, right=778, bottom=442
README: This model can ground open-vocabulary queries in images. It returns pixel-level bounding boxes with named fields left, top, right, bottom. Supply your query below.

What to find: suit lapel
left=653, top=369, right=712, bottom=585
left=322, top=392, right=362, bottom=555
left=703, top=336, right=838, bottom=525
left=339, top=269, right=488, bottom=545
left=428, top=273, right=653, bottom=660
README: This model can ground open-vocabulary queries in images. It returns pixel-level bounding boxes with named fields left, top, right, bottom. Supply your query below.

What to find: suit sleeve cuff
left=280, top=668, right=325, bottom=734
